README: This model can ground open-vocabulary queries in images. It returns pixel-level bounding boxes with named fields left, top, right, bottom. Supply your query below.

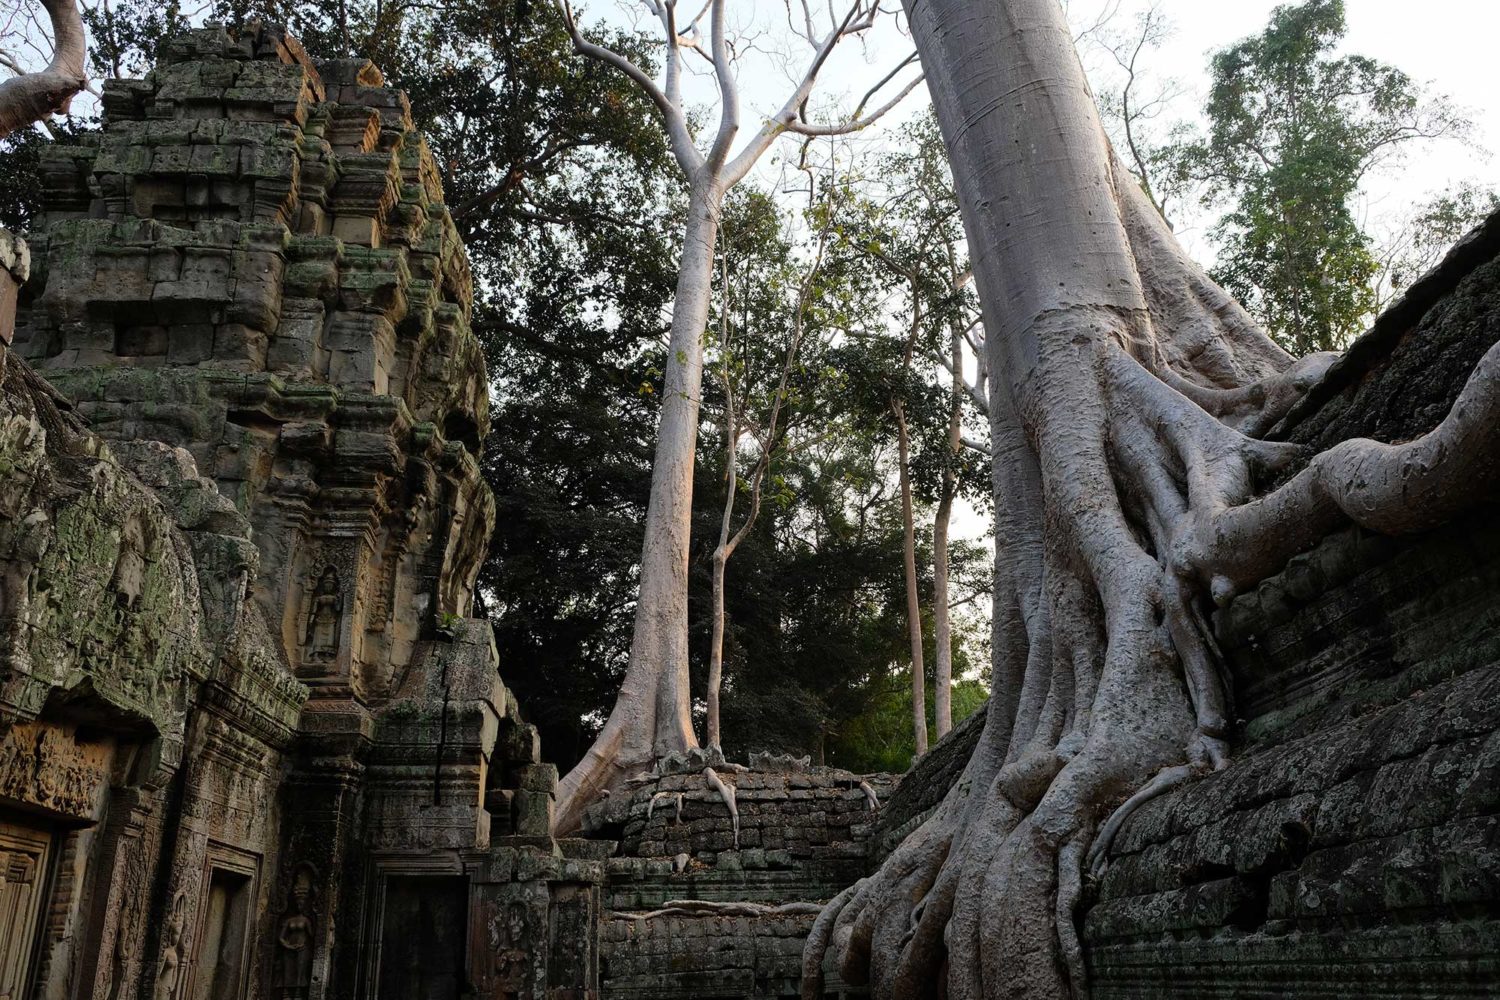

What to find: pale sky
left=577, top=0, right=1498, bottom=549
left=590, top=0, right=1497, bottom=202
left=1109, top=0, right=1498, bottom=253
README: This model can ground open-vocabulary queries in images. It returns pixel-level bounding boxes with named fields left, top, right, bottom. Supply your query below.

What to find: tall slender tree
left=832, top=117, right=988, bottom=752
left=551, top=0, right=920, bottom=832
left=804, top=0, right=1500, bottom=996
left=705, top=182, right=841, bottom=752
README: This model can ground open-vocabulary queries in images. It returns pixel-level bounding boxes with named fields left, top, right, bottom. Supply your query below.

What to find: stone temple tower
left=5, top=23, right=601, bottom=1000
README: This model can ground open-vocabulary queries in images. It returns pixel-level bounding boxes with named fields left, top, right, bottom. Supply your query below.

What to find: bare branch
left=554, top=0, right=704, bottom=176
left=720, top=0, right=915, bottom=187
left=704, top=0, right=740, bottom=174
left=783, top=68, right=924, bottom=137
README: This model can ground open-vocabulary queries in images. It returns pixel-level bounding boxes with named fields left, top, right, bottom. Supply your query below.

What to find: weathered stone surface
left=1, top=23, right=596, bottom=1000
left=870, top=701, right=986, bottom=862
left=1082, top=214, right=1500, bottom=999
left=583, top=762, right=897, bottom=999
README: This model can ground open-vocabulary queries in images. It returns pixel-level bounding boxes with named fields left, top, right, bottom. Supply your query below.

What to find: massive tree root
left=804, top=1, right=1500, bottom=998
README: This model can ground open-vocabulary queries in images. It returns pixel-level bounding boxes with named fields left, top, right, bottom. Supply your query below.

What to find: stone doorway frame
left=356, top=853, right=475, bottom=999
left=185, top=842, right=261, bottom=1000
left=0, top=812, right=59, bottom=1000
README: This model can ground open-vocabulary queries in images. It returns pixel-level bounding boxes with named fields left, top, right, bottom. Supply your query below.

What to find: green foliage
left=82, top=0, right=193, bottom=80
left=831, top=676, right=988, bottom=774
left=1164, top=0, right=1470, bottom=355
left=0, top=125, right=67, bottom=231
left=0, top=3, right=994, bottom=775
left=694, top=428, right=990, bottom=773
left=825, top=111, right=990, bottom=507
left=690, top=163, right=991, bottom=775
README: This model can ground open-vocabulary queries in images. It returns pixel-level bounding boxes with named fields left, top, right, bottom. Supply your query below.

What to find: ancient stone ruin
left=0, top=20, right=1497, bottom=1000
left=1, top=24, right=595, bottom=1000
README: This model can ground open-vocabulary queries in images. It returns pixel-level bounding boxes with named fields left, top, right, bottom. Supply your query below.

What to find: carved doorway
left=375, top=875, right=468, bottom=1000
left=0, top=816, right=54, bottom=1000
left=190, top=868, right=253, bottom=1000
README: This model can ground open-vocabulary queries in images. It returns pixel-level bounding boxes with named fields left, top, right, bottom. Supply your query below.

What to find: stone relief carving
left=0, top=723, right=110, bottom=820
left=496, top=899, right=529, bottom=999
left=152, top=892, right=188, bottom=1000
left=302, top=566, right=342, bottom=663
left=274, top=864, right=316, bottom=999
left=111, top=515, right=150, bottom=611
left=0, top=503, right=49, bottom=671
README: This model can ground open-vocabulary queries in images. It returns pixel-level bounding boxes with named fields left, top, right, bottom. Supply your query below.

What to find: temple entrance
left=0, top=816, right=53, bottom=1000
left=191, top=866, right=254, bottom=1000
left=376, top=876, right=468, bottom=999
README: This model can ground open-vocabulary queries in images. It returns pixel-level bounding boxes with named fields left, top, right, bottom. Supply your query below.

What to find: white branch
left=720, top=0, right=914, bottom=188
left=781, top=72, right=925, bottom=137
left=960, top=434, right=990, bottom=456
left=704, top=0, right=739, bottom=174
left=556, top=0, right=704, bottom=176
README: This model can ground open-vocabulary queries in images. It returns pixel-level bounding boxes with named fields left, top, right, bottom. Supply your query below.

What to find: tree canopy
left=1164, top=0, right=1471, bottom=353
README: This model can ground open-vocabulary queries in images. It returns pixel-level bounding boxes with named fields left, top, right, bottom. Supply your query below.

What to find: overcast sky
left=1115, top=0, right=1496, bottom=246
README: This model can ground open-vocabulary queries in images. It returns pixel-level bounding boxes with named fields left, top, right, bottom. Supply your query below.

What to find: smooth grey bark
left=931, top=318, right=964, bottom=739
left=890, top=285, right=929, bottom=759
left=556, top=191, right=718, bottom=831
left=804, top=0, right=1500, bottom=997
left=706, top=367, right=738, bottom=752
left=0, top=0, right=86, bottom=138
left=893, top=395, right=928, bottom=758
left=553, top=0, right=920, bottom=833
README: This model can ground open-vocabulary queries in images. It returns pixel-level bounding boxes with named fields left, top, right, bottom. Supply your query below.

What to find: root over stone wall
left=1080, top=210, right=1500, bottom=1000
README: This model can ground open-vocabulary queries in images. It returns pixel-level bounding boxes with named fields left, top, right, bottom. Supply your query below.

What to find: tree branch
left=0, top=0, right=85, bottom=139
left=720, top=0, right=915, bottom=188
left=554, top=0, right=704, bottom=176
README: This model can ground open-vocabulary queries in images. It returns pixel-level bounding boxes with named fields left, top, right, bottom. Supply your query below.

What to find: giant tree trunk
left=803, top=1, right=1500, bottom=997
left=0, top=0, right=86, bottom=139
left=555, top=186, right=720, bottom=832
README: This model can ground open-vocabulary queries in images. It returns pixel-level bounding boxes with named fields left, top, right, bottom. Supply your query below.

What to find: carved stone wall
left=1080, top=213, right=1500, bottom=999
left=3, top=22, right=595, bottom=1000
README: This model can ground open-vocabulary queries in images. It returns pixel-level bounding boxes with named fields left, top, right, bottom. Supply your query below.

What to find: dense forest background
left=0, top=0, right=1490, bottom=772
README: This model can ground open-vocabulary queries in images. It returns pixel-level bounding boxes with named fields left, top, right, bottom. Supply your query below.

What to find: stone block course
left=1081, top=214, right=1500, bottom=998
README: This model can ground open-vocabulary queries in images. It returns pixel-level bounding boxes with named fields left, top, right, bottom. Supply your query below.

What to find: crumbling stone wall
left=579, top=754, right=894, bottom=999
left=1082, top=216, right=1500, bottom=997
left=602, top=906, right=822, bottom=1000
left=3, top=23, right=598, bottom=1000
left=0, top=266, right=301, bottom=1000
